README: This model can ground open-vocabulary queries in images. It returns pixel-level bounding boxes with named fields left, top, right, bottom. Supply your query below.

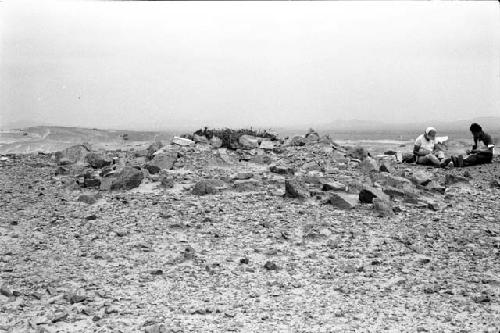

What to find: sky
left=1, top=1, right=500, bottom=130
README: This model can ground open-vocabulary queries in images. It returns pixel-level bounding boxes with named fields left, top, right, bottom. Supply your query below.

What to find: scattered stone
left=51, top=312, right=69, bottom=323
left=85, top=152, right=111, bottom=169
left=346, top=146, right=369, bottom=160
left=78, top=193, right=99, bottom=205
left=146, top=141, right=164, bottom=160
left=159, top=175, right=174, bottom=189
left=359, top=157, right=378, bottom=172
left=110, top=167, right=144, bottom=190
left=233, top=179, right=261, bottom=192
left=424, top=180, right=446, bottom=195
left=171, top=137, right=195, bottom=147
left=490, top=180, right=500, bottom=189
left=0, top=285, right=12, bottom=297
left=264, top=261, right=279, bottom=270
left=209, top=136, right=223, bottom=148
left=379, top=164, right=392, bottom=173
left=192, top=179, right=226, bottom=195
left=445, top=174, right=470, bottom=186
left=284, top=179, right=309, bottom=199
left=322, top=182, right=345, bottom=192
left=144, top=324, right=167, bottom=333
left=105, top=305, right=120, bottom=314
left=270, top=165, right=295, bottom=175
left=359, top=186, right=390, bottom=204
left=290, top=136, right=307, bottom=146
left=238, top=135, right=260, bottom=149
left=410, top=170, right=434, bottom=186
left=373, top=198, right=394, bottom=217
left=145, top=164, right=161, bottom=174
left=236, top=172, right=253, bottom=180
left=328, top=193, right=358, bottom=209
left=259, top=141, right=275, bottom=150
left=149, top=152, right=178, bottom=171
left=193, top=134, right=209, bottom=144
left=56, top=144, right=91, bottom=164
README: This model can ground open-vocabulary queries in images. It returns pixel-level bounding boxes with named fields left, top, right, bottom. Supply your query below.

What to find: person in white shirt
left=413, top=127, right=441, bottom=167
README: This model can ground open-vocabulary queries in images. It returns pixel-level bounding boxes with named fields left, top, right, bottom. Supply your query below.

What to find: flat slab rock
left=328, top=193, right=359, bottom=209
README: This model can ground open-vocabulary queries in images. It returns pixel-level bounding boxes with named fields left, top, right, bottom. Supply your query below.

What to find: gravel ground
left=1, top=151, right=499, bottom=333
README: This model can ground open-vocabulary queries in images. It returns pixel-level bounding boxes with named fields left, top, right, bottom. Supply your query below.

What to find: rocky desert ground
left=1, top=130, right=499, bottom=333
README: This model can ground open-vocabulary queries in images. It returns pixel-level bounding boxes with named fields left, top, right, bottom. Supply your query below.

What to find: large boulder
left=192, top=179, right=226, bottom=195
left=284, top=179, right=310, bottom=199
left=328, top=193, right=359, bottom=210
left=109, top=167, right=144, bottom=191
left=85, top=152, right=111, bottom=169
left=238, top=135, right=260, bottom=149
left=148, top=152, right=178, bottom=171
left=56, top=144, right=91, bottom=165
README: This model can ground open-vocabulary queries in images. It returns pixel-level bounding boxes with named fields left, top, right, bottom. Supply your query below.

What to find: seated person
left=413, top=127, right=441, bottom=167
left=451, top=123, right=495, bottom=167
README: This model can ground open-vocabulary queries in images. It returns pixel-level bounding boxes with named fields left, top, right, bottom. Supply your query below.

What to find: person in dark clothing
left=451, top=123, right=495, bottom=167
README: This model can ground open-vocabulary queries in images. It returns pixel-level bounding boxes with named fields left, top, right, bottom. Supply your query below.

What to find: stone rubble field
left=0, top=133, right=499, bottom=333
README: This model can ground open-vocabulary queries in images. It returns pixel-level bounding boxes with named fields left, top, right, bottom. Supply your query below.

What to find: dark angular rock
left=145, top=164, right=161, bottom=174
left=264, top=261, right=279, bottom=270
left=359, top=186, right=389, bottom=204
left=110, top=167, right=144, bottom=191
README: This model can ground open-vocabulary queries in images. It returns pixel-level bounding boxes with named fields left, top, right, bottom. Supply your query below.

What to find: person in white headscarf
left=413, top=127, right=441, bottom=166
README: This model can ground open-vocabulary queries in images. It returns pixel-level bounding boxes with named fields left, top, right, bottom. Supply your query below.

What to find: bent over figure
left=413, top=127, right=441, bottom=167
left=452, top=123, right=495, bottom=167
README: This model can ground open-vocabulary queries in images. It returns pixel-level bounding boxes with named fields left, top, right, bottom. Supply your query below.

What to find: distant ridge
left=312, top=116, right=500, bottom=132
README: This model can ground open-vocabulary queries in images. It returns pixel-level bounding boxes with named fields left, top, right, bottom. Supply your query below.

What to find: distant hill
left=0, top=126, right=177, bottom=154
left=314, top=116, right=500, bottom=132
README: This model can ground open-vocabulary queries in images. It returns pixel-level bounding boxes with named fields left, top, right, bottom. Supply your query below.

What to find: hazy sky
left=1, top=1, right=500, bottom=130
